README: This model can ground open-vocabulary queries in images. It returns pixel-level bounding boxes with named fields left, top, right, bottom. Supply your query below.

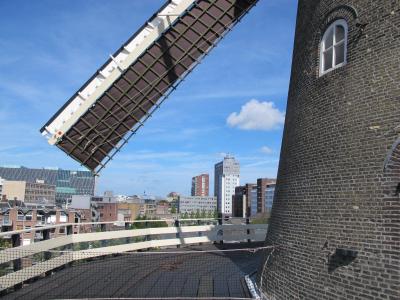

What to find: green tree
left=0, top=238, right=11, bottom=249
left=213, top=210, right=218, bottom=219
left=131, top=215, right=168, bottom=229
left=250, top=213, right=270, bottom=224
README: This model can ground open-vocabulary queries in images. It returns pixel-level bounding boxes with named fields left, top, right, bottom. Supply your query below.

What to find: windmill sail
left=41, top=0, right=259, bottom=173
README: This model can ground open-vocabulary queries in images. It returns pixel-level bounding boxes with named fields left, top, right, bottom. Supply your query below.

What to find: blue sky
left=0, top=0, right=297, bottom=197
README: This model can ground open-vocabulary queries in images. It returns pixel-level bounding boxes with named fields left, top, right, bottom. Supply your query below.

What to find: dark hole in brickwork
left=395, top=183, right=400, bottom=196
left=328, top=248, right=358, bottom=273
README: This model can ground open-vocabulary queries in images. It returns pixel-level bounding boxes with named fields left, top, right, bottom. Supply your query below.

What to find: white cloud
left=217, top=152, right=228, bottom=158
left=173, top=77, right=289, bottom=103
left=243, top=159, right=279, bottom=168
left=226, top=99, right=285, bottom=131
left=118, top=151, right=192, bottom=161
left=260, top=146, right=274, bottom=154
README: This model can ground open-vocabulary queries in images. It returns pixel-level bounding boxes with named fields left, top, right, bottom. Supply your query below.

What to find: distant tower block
left=261, top=1, right=400, bottom=299
left=191, top=174, right=209, bottom=197
left=214, top=155, right=240, bottom=215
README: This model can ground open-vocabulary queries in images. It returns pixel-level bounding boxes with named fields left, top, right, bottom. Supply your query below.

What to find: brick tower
left=261, top=1, right=400, bottom=299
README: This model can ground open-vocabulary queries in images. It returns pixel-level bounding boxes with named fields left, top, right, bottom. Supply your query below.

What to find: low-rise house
left=0, top=200, right=81, bottom=245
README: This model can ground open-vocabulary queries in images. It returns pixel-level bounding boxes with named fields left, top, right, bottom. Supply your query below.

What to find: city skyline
left=0, top=0, right=296, bottom=196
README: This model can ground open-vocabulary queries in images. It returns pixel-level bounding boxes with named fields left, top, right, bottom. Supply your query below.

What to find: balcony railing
left=0, top=218, right=268, bottom=294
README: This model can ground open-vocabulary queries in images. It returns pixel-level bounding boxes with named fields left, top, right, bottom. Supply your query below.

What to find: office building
left=249, top=184, right=258, bottom=216
left=214, top=155, right=240, bottom=215
left=0, top=166, right=95, bottom=206
left=2, top=180, right=56, bottom=205
left=256, top=178, right=276, bottom=214
left=178, top=196, right=217, bottom=215
left=232, top=183, right=257, bottom=217
left=232, top=179, right=276, bottom=217
left=191, top=174, right=209, bottom=196
left=232, top=186, right=247, bottom=218
left=265, top=184, right=275, bottom=212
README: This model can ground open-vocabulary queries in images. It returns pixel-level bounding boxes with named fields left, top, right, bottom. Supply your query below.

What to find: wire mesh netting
left=0, top=243, right=268, bottom=299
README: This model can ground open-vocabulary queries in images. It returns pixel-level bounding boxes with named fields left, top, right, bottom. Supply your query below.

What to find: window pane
left=323, top=48, right=333, bottom=71
left=325, top=28, right=334, bottom=49
left=335, top=25, right=345, bottom=42
left=335, top=42, right=345, bottom=65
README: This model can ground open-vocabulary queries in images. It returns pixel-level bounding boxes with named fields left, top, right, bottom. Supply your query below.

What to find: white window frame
left=319, top=19, right=348, bottom=76
left=17, top=211, right=24, bottom=221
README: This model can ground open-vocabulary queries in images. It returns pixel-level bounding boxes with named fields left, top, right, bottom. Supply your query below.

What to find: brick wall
left=97, top=203, right=118, bottom=222
left=191, top=174, right=210, bottom=196
left=261, top=1, right=400, bottom=299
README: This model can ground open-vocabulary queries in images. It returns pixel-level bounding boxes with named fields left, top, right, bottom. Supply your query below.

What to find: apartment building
left=0, top=202, right=80, bottom=245
left=191, top=174, right=209, bottom=196
left=214, top=155, right=240, bottom=215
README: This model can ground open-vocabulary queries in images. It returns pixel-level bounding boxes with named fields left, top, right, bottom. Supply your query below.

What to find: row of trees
left=179, top=209, right=218, bottom=219
left=129, top=215, right=168, bottom=229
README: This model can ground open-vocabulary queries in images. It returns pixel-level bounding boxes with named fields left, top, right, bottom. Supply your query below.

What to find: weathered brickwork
left=261, top=0, right=400, bottom=299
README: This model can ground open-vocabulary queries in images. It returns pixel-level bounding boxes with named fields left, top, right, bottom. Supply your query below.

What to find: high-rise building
left=214, top=155, right=240, bottom=215
left=256, top=178, right=276, bottom=214
left=249, top=185, right=258, bottom=216
left=265, top=184, right=275, bottom=212
left=191, top=174, right=209, bottom=196
left=0, top=166, right=95, bottom=206
left=232, top=183, right=257, bottom=217
left=232, top=186, right=246, bottom=218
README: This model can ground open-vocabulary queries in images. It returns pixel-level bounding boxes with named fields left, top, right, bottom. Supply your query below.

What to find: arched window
left=320, top=19, right=348, bottom=76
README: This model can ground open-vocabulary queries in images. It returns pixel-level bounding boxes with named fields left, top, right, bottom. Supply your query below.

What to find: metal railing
left=0, top=218, right=268, bottom=292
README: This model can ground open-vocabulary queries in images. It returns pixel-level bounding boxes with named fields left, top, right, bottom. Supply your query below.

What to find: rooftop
left=3, top=242, right=264, bottom=300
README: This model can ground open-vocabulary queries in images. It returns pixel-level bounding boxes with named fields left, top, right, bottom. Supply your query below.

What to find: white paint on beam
left=42, top=0, right=197, bottom=144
